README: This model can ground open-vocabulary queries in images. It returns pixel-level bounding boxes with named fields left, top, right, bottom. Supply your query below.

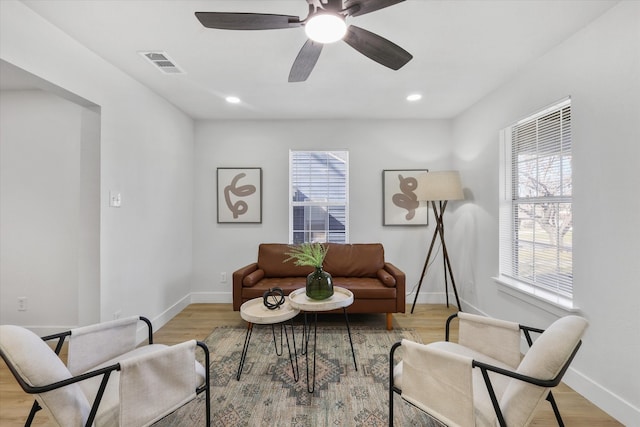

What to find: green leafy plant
left=283, top=243, right=328, bottom=268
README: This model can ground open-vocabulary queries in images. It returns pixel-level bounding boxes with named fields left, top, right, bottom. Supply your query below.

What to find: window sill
left=493, top=276, right=580, bottom=317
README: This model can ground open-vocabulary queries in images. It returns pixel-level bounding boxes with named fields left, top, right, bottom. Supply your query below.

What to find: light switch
left=109, top=190, right=122, bottom=208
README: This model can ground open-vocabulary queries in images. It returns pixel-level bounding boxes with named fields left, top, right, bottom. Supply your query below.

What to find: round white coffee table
left=238, top=296, right=300, bottom=381
left=288, top=286, right=357, bottom=392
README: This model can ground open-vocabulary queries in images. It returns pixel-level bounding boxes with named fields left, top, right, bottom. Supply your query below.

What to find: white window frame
left=289, top=150, right=349, bottom=244
left=495, top=99, right=578, bottom=314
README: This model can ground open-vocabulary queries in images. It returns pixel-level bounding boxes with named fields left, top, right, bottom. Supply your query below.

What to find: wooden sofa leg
left=386, top=313, right=393, bottom=331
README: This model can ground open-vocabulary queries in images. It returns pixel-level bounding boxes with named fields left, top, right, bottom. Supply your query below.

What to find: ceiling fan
left=195, top=0, right=413, bottom=82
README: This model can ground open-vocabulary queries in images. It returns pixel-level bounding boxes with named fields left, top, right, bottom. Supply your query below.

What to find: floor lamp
left=411, top=171, right=464, bottom=313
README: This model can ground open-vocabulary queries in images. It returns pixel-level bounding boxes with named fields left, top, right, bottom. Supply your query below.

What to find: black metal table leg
left=236, top=323, right=253, bottom=380
left=285, top=318, right=299, bottom=382
left=238, top=320, right=299, bottom=383
left=303, top=312, right=318, bottom=393
left=271, top=324, right=284, bottom=356
left=343, top=307, right=357, bottom=371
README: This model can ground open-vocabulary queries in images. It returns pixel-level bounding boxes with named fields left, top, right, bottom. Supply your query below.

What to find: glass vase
left=306, top=266, right=334, bottom=300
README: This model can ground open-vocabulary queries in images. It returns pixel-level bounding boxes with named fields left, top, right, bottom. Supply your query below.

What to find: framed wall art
left=382, top=169, right=429, bottom=226
left=217, top=167, right=262, bottom=223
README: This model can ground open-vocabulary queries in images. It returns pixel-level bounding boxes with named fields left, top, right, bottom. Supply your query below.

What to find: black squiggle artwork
left=392, top=174, right=419, bottom=220
left=224, top=173, right=256, bottom=219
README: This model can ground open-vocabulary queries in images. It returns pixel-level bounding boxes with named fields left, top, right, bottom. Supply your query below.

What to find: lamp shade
left=416, top=171, right=464, bottom=201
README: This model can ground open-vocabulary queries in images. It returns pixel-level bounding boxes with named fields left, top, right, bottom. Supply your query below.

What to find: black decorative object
left=263, top=287, right=285, bottom=310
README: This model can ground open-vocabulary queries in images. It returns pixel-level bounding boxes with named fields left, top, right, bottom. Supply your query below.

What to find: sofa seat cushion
left=331, top=277, right=396, bottom=299
left=241, top=277, right=395, bottom=301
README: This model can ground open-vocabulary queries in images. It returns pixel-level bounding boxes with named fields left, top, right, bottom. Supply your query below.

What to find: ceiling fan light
left=305, top=14, right=347, bottom=44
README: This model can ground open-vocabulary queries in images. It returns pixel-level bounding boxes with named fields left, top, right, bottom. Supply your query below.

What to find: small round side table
left=237, top=297, right=300, bottom=381
left=288, top=286, right=357, bottom=393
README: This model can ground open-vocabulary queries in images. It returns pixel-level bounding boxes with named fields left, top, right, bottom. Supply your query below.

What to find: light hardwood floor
left=0, top=304, right=622, bottom=426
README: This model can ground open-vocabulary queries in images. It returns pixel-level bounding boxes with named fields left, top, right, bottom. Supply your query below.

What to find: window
left=289, top=150, right=348, bottom=244
left=499, top=99, right=573, bottom=306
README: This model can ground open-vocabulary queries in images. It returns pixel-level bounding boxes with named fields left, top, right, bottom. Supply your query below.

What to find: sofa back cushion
left=258, top=244, right=314, bottom=277
left=323, top=243, right=384, bottom=277
left=257, top=243, right=385, bottom=278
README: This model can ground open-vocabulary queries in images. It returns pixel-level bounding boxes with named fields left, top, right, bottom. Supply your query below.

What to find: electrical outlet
left=220, top=272, right=227, bottom=283
left=17, top=297, right=27, bottom=311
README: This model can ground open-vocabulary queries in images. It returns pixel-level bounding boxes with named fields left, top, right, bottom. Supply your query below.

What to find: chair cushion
left=0, top=325, right=90, bottom=427
left=500, top=316, right=588, bottom=426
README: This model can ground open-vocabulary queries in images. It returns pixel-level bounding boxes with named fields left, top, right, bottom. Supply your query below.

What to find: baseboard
left=563, top=366, right=638, bottom=426
left=145, top=292, right=233, bottom=335
left=133, top=294, right=192, bottom=344
left=190, top=292, right=232, bottom=304
left=406, top=292, right=487, bottom=316
left=406, top=291, right=457, bottom=306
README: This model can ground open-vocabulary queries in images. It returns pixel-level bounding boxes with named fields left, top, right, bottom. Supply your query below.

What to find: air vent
left=139, top=51, right=184, bottom=74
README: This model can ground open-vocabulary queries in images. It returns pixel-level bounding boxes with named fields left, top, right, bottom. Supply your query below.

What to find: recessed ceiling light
left=406, top=94, right=422, bottom=102
left=225, top=96, right=241, bottom=104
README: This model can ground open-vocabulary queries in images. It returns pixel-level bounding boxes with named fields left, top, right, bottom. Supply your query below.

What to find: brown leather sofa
left=233, top=243, right=405, bottom=330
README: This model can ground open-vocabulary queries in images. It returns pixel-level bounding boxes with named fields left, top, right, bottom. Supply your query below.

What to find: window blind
left=500, top=100, right=573, bottom=301
left=290, top=150, right=349, bottom=244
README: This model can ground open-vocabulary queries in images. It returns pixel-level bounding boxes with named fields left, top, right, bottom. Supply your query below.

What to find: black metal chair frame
left=0, top=316, right=211, bottom=427
left=389, top=313, right=582, bottom=427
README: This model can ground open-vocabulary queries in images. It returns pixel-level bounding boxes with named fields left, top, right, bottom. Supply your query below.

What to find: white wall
left=451, top=2, right=640, bottom=424
left=0, top=90, right=96, bottom=329
left=192, top=119, right=455, bottom=302
left=0, top=0, right=195, bottom=331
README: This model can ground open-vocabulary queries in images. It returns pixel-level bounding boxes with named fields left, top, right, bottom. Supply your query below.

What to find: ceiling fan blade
left=343, top=0, right=405, bottom=17
left=343, top=25, right=412, bottom=70
left=195, top=12, right=302, bottom=30
left=289, top=40, right=323, bottom=82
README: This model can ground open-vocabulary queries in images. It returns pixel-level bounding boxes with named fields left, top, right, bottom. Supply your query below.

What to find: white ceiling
left=12, top=0, right=617, bottom=120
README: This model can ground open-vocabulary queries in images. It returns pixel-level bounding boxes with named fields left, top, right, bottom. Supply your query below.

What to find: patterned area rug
left=154, top=324, right=438, bottom=427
